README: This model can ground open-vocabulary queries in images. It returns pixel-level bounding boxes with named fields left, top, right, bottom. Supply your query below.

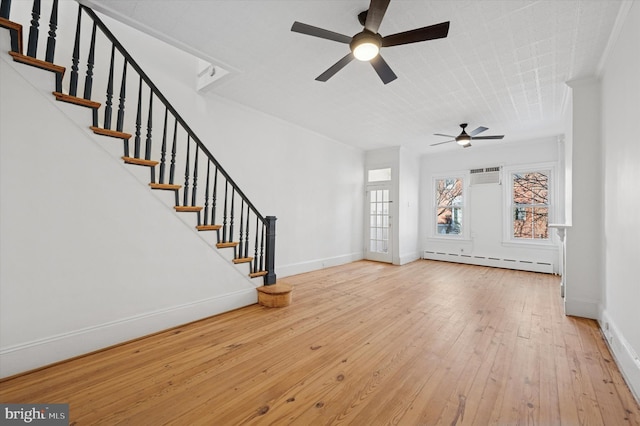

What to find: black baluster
left=169, top=120, right=177, bottom=184
left=169, top=120, right=178, bottom=206
left=191, top=147, right=198, bottom=206
left=44, top=0, right=58, bottom=62
left=0, top=0, right=11, bottom=20
left=244, top=205, right=251, bottom=259
left=116, top=60, right=127, bottom=132
left=26, top=0, right=40, bottom=58
left=253, top=217, right=260, bottom=273
left=211, top=167, right=218, bottom=226
left=158, top=109, right=168, bottom=184
left=145, top=91, right=153, bottom=160
left=83, top=22, right=97, bottom=100
left=222, top=181, right=228, bottom=242
left=238, top=200, right=245, bottom=258
left=133, top=76, right=142, bottom=158
left=229, top=188, right=235, bottom=244
left=203, top=161, right=210, bottom=225
left=183, top=136, right=191, bottom=207
left=103, top=45, right=115, bottom=129
left=259, top=222, right=265, bottom=272
left=69, top=8, right=81, bottom=96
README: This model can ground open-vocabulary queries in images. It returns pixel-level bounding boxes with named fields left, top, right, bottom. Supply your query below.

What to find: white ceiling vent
left=470, top=166, right=501, bottom=185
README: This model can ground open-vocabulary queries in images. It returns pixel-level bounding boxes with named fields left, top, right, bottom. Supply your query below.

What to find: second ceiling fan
left=431, top=124, right=504, bottom=148
left=291, top=0, right=450, bottom=84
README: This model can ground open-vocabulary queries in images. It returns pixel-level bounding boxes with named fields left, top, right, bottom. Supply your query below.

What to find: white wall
left=564, top=77, right=603, bottom=319
left=398, top=147, right=421, bottom=264
left=420, top=138, right=561, bottom=273
left=599, top=1, right=640, bottom=400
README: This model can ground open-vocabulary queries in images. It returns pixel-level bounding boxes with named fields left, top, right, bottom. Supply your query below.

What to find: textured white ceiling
left=84, top=0, right=625, bottom=154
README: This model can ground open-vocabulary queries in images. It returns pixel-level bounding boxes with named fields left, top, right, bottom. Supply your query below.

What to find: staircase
left=1, top=0, right=282, bottom=290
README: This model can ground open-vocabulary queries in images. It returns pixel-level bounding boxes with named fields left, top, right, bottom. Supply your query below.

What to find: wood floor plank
left=1, top=260, right=638, bottom=425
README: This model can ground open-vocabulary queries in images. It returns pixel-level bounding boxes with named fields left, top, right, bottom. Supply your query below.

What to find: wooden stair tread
left=174, top=206, right=203, bottom=213
left=196, top=225, right=221, bottom=231
left=122, top=156, right=158, bottom=167
left=216, top=242, right=238, bottom=248
left=149, top=183, right=181, bottom=191
left=90, top=126, right=132, bottom=140
left=53, top=92, right=100, bottom=109
left=232, top=257, right=253, bottom=264
left=8, top=51, right=65, bottom=75
left=249, top=271, right=268, bottom=278
left=0, top=17, right=23, bottom=54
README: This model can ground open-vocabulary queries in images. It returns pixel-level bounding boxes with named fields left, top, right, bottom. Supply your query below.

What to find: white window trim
left=502, top=162, right=557, bottom=247
left=430, top=171, right=470, bottom=240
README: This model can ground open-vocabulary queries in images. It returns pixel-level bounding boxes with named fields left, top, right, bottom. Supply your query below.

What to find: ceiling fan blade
left=434, top=133, right=456, bottom=138
left=469, top=126, right=488, bottom=136
left=291, top=21, right=352, bottom=44
left=364, top=0, right=391, bottom=34
left=315, top=53, right=355, bottom=82
left=430, top=139, right=456, bottom=146
left=471, top=135, right=504, bottom=140
left=382, top=21, right=450, bottom=47
left=370, top=54, right=397, bottom=84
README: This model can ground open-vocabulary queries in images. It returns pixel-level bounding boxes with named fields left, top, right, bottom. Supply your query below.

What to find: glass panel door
left=366, top=187, right=392, bottom=263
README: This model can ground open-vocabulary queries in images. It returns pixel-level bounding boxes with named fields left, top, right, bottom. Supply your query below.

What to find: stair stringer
left=0, top=33, right=258, bottom=378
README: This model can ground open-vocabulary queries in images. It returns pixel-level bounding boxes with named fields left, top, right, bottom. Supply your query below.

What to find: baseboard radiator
left=423, top=250, right=554, bottom=274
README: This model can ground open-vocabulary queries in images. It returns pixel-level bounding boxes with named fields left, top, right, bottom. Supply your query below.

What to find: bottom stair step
left=257, top=282, right=293, bottom=308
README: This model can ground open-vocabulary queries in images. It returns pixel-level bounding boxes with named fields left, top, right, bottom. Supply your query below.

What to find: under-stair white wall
left=0, top=37, right=259, bottom=377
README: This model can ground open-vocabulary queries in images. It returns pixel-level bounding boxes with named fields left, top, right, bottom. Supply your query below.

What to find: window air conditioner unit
left=470, top=166, right=501, bottom=185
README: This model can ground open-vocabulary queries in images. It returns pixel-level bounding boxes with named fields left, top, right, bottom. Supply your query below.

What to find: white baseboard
left=600, top=310, right=640, bottom=403
left=564, top=296, right=599, bottom=319
left=397, top=252, right=421, bottom=266
left=423, top=250, right=554, bottom=274
left=0, top=289, right=256, bottom=378
left=277, top=252, right=364, bottom=278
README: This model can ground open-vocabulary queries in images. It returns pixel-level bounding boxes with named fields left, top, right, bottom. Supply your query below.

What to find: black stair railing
left=1, top=0, right=277, bottom=285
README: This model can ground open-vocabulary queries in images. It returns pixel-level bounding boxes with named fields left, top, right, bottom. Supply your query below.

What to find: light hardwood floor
left=1, top=260, right=639, bottom=425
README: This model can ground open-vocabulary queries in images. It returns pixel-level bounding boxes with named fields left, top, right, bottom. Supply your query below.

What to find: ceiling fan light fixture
left=351, top=31, right=382, bottom=61
left=456, top=134, right=471, bottom=145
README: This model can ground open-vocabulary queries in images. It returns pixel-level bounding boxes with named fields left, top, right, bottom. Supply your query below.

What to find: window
left=368, top=167, right=391, bottom=182
left=435, top=177, right=463, bottom=236
left=510, top=171, right=550, bottom=239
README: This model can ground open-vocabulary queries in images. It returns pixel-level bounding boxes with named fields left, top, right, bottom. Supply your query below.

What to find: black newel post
left=264, top=216, right=277, bottom=285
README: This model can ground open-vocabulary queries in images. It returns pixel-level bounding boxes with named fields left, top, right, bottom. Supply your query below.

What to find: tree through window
left=511, top=171, right=549, bottom=239
left=435, top=177, right=463, bottom=235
